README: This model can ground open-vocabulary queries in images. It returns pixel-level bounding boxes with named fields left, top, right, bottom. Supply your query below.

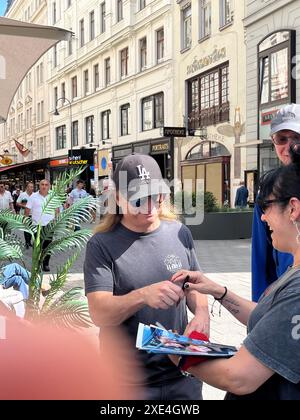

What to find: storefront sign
left=164, top=127, right=186, bottom=137
left=187, top=47, right=227, bottom=76
left=50, top=158, right=69, bottom=167
left=68, top=149, right=95, bottom=166
left=261, top=109, right=278, bottom=125
left=151, top=143, right=169, bottom=153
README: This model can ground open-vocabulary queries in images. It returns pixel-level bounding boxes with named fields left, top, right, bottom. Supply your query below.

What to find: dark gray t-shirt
left=84, top=220, right=201, bottom=385
left=228, top=267, right=300, bottom=400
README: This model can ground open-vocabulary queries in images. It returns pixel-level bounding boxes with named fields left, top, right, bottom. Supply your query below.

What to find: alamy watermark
left=291, top=315, right=300, bottom=340
left=0, top=55, right=6, bottom=80
left=0, top=315, right=6, bottom=340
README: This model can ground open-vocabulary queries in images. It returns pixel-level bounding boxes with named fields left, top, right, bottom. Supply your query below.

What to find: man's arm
left=87, top=281, right=184, bottom=327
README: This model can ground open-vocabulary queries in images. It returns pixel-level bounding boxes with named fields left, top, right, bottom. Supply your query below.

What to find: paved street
left=22, top=223, right=251, bottom=400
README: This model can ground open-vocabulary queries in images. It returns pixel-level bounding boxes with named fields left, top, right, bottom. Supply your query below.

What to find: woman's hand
left=171, top=270, right=225, bottom=299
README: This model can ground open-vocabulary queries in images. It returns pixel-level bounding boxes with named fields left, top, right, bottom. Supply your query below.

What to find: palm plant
left=0, top=167, right=97, bottom=329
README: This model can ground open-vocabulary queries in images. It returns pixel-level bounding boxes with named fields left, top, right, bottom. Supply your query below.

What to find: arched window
left=186, top=141, right=230, bottom=160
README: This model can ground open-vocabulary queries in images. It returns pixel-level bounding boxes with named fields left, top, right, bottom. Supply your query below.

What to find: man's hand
left=184, top=313, right=210, bottom=338
left=140, top=281, right=184, bottom=310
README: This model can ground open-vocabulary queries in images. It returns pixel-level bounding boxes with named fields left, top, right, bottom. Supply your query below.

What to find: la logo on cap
left=137, top=165, right=150, bottom=181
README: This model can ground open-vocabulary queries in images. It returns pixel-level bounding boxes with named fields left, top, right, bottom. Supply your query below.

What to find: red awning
left=0, top=161, right=28, bottom=172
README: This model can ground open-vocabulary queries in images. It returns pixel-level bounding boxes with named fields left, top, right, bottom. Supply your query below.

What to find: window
left=26, top=108, right=32, bottom=129
left=80, top=19, right=85, bottom=47
left=101, top=2, right=106, bottom=33
left=120, top=104, right=130, bottom=136
left=67, top=0, right=72, bottom=8
left=84, top=70, right=89, bottom=95
left=117, top=0, right=123, bottom=22
left=56, top=125, right=66, bottom=150
left=142, top=92, right=164, bottom=131
left=90, top=11, right=95, bottom=41
left=105, top=57, right=111, bottom=86
left=220, top=0, right=234, bottom=28
left=37, top=136, right=46, bottom=159
left=37, top=63, right=44, bottom=85
left=54, top=86, right=58, bottom=107
left=61, top=82, right=65, bottom=102
left=259, top=31, right=295, bottom=107
left=52, top=2, right=57, bottom=24
left=27, top=141, right=33, bottom=161
left=187, top=63, right=230, bottom=129
left=182, top=5, right=192, bottom=50
left=94, top=64, right=99, bottom=91
left=72, top=120, right=78, bottom=147
left=53, top=44, right=57, bottom=67
left=199, top=0, right=211, bottom=39
left=140, top=38, right=147, bottom=71
left=139, top=0, right=146, bottom=10
left=85, top=115, right=94, bottom=144
left=68, top=30, right=73, bottom=55
left=120, top=47, right=128, bottom=78
left=101, top=110, right=111, bottom=140
left=37, top=102, right=44, bottom=124
left=71, top=76, right=77, bottom=99
left=156, top=28, right=164, bottom=62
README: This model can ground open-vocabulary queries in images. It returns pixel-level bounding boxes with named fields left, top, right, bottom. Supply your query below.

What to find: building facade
left=0, top=0, right=51, bottom=186
left=0, top=0, right=175, bottom=192
left=48, top=0, right=175, bottom=191
left=173, top=0, right=247, bottom=207
left=244, top=0, right=300, bottom=195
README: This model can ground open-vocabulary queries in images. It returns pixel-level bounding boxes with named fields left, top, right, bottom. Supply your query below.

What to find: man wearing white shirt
left=17, top=182, right=34, bottom=249
left=69, top=180, right=88, bottom=231
left=25, top=179, right=59, bottom=272
left=0, top=182, right=14, bottom=212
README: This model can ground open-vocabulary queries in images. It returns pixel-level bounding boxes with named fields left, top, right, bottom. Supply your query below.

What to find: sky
left=0, top=0, right=6, bottom=16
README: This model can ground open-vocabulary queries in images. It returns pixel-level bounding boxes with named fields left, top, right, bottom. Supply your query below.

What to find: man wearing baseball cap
left=84, top=154, right=209, bottom=400
left=252, top=104, right=300, bottom=301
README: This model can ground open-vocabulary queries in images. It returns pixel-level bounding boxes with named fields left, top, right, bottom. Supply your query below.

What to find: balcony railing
left=188, top=102, right=230, bottom=129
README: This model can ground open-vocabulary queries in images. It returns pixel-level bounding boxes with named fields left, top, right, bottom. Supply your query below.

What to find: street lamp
left=54, top=97, right=73, bottom=159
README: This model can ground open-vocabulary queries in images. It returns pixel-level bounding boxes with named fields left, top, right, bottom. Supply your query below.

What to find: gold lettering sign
left=69, top=160, right=89, bottom=165
left=187, top=47, right=227, bottom=76
left=151, top=143, right=169, bottom=153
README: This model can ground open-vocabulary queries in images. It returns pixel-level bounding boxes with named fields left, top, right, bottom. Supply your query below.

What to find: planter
left=185, top=211, right=253, bottom=240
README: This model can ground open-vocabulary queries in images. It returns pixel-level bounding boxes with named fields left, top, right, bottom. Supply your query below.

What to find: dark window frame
left=120, top=103, right=130, bottom=136
left=56, top=125, right=66, bottom=150
left=72, top=120, right=79, bottom=147
left=187, top=62, right=230, bottom=129
left=85, top=115, right=94, bottom=144
left=142, top=92, right=164, bottom=131
left=258, top=30, right=296, bottom=110
left=101, top=110, right=111, bottom=140
left=120, top=47, right=129, bottom=78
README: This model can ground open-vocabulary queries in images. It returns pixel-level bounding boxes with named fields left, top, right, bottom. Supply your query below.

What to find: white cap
left=270, top=104, right=300, bottom=135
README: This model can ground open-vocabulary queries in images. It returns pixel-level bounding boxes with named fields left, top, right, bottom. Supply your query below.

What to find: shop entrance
left=181, top=141, right=231, bottom=207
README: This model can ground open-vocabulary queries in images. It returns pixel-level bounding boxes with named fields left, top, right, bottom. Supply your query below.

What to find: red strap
left=180, top=331, right=210, bottom=371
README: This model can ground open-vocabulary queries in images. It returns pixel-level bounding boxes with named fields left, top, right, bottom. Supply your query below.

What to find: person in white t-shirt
left=17, top=182, right=34, bottom=249
left=25, top=179, right=59, bottom=272
left=0, top=182, right=14, bottom=212
left=68, top=180, right=89, bottom=230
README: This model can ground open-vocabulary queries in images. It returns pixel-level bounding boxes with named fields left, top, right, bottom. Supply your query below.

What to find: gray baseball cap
left=112, top=154, right=170, bottom=201
left=270, top=104, right=300, bottom=136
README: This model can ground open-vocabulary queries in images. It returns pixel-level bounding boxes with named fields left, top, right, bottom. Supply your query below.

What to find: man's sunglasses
left=272, top=134, right=300, bottom=146
left=129, top=194, right=162, bottom=208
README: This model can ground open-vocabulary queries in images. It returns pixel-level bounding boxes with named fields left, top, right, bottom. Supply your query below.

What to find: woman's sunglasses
left=258, top=198, right=290, bottom=213
left=272, top=134, right=300, bottom=146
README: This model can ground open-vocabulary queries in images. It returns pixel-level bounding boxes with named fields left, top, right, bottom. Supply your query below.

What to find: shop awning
left=0, top=17, right=72, bottom=122
left=0, top=158, right=50, bottom=173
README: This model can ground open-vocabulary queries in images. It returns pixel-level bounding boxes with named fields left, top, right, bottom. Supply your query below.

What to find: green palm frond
left=0, top=238, right=23, bottom=259
left=43, top=229, right=92, bottom=257
left=0, top=211, right=35, bottom=235
left=44, top=286, right=84, bottom=311
left=41, top=196, right=97, bottom=241
left=40, top=290, right=93, bottom=329
left=41, top=253, right=80, bottom=311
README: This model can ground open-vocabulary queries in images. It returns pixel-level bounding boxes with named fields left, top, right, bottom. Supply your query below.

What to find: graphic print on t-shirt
left=164, top=255, right=183, bottom=274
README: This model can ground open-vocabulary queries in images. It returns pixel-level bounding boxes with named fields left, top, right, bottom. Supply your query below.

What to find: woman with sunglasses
left=170, top=144, right=300, bottom=400
left=252, top=104, right=300, bottom=302
left=84, top=154, right=209, bottom=400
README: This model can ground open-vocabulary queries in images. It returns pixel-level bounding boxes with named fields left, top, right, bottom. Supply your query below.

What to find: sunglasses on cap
left=128, top=194, right=162, bottom=208
left=272, top=133, right=300, bottom=146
